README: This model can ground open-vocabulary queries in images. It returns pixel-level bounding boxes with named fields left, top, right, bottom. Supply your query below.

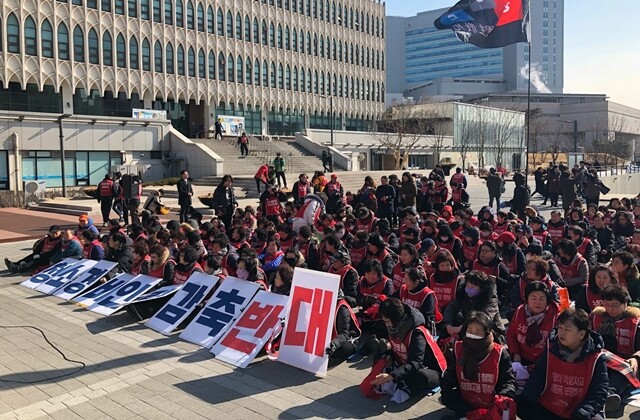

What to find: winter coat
left=375, top=184, right=396, bottom=216
left=486, top=174, right=503, bottom=196
left=558, top=173, right=577, bottom=207
left=443, top=279, right=504, bottom=336
left=545, top=169, right=560, bottom=194
left=400, top=180, right=418, bottom=208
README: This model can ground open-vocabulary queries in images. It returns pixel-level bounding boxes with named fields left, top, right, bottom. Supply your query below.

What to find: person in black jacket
left=518, top=308, right=608, bottom=420
left=212, top=175, right=237, bottom=233
left=590, top=212, right=615, bottom=263
left=104, top=232, right=134, bottom=280
left=510, top=172, right=530, bottom=222
left=177, top=170, right=193, bottom=223
left=369, top=298, right=446, bottom=397
left=375, top=176, right=396, bottom=227
left=325, top=291, right=361, bottom=361
left=486, top=168, right=503, bottom=210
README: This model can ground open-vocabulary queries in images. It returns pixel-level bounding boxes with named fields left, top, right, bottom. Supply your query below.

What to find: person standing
left=327, top=149, right=334, bottom=172
left=486, top=168, right=503, bottom=210
left=583, top=169, right=604, bottom=207
left=375, top=176, right=396, bottom=227
left=112, top=172, right=124, bottom=222
left=214, top=120, right=223, bottom=140
left=177, top=170, right=193, bottom=223
left=273, top=152, right=287, bottom=188
left=239, top=132, right=249, bottom=157
left=212, top=175, right=237, bottom=232
left=97, top=173, right=115, bottom=227
left=543, top=165, right=560, bottom=207
left=451, top=167, right=467, bottom=189
left=532, top=167, right=546, bottom=198
left=510, top=172, right=531, bottom=222
left=558, top=170, right=577, bottom=214
left=254, top=163, right=270, bottom=194
left=321, top=150, right=330, bottom=172
left=121, top=174, right=142, bottom=226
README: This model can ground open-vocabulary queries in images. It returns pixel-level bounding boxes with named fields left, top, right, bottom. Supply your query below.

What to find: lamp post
left=558, top=119, right=579, bottom=153
left=320, top=94, right=334, bottom=147
left=58, top=114, right=72, bottom=197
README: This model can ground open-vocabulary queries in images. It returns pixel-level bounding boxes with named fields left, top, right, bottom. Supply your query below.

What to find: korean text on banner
left=278, top=268, right=340, bottom=377
left=72, top=273, right=135, bottom=307
left=20, top=259, right=80, bottom=290
left=211, top=291, right=288, bottom=368
left=179, top=278, right=260, bottom=347
left=52, top=260, right=118, bottom=300
left=146, top=272, right=219, bottom=335
left=133, top=284, right=183, bottom=303
left=35, top=259, right=98, bottom=295
left=88, top=275, right=162, bottom=316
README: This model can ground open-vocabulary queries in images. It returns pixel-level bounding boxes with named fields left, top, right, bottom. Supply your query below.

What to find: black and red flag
left=434, top=0, right=530, bottom=48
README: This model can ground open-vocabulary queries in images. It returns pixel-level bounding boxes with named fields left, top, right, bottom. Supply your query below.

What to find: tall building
left=0, top=0, right=386, bottom=137
left=386, top=0, right=564, bottom=101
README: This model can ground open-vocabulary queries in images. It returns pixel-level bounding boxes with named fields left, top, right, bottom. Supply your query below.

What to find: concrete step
left=36, top=200, right=95, bottom=212
left=29, top=204, right=96, bottom=217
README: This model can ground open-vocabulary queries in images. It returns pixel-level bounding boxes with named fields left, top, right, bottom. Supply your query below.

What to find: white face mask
left=465, top=332, right=484, bottom=340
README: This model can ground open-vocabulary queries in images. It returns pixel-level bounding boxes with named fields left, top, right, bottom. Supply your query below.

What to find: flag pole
left=525, top=40, right=531, bottom=179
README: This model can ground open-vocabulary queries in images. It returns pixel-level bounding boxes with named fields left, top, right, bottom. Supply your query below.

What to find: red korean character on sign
left=282, top=286, right=334, bottom=357
left=220, top=301, right=285, bottom=354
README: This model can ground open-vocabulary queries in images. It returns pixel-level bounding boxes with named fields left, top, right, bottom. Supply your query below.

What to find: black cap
left=525, top=243, right=543, bottom=256
left=332, top=249, right=351, bottom=264
left=48, top=225, right=61, bottom=233
left=462, top=227, right=480, bottom=240
left=421, top=238, right=435, bottom=249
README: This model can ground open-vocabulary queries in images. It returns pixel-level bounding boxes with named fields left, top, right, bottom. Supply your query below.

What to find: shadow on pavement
left=85, top=312, right=139, bottom=334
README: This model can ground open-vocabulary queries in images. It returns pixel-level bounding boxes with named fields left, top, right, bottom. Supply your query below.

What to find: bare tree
left=420, top=102, right=453, bottom=164
left=493, top=108, right=524, bottom=168
left=474, top=106, right=489, bottom=169
left=457, top=117, right=475, bottom=173
left=371, top=105, right=430, bottom=170
left=589, top=115, right=630, bottom=166
left=546, top=122, right=570, bottom=164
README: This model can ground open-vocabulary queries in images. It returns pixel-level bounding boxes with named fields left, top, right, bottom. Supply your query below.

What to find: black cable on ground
left=0, top=325, right=86, bottom=384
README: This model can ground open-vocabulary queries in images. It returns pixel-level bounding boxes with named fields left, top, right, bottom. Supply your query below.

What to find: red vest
left=326, top=181, right=342, bottom=196
left=462, top=241, right=482, bottom=263
left=329, top=264, right=357, bottom=292
left=390, top=325, right=447, bottom=371
left=173, top=264, right=202, bottom=285
left=296, top=182, right=309, bottom=199
left=585, top=288, right=603, bottom=312
left=438, top=239, right=455, bottom=253
left=503, top=255, right=519, bottom=276
left=592, top=314, right=639, bottom=358
left=423, top=248, right=445, bottom=278
left=518, top=276, right=555, bottom=303
left=333, top=299, right=361, bottom=339
left=349, top=244, right=368, bottom=267
left=451, top=172, right=465, bottom=185
left=493, top=222, right=509, bottom=235
left=221, top=252, right=237, bottom=277
left=510, top=304, right=558, bottom=364
left=262, top=250, right=284, bottom=266
left=532, top=230, right=549, bottom=246
left=399, top=284, right=442, bottom=323
left=132, top=255, right=151, bottom=275
left=576, top=238, right=591, bottom=257
left=547, top=223, right=566, bottom=247
left=472, top=260, right=499, bottom=277
left=356, top=217, right=376, bottom=234
left=99, top=179, right=114, bottom=197
left=148, top=259, right=175, bottom=279
left=454, top=342, right=502, bottom=408
left=280, top=237, right=295, bottom=253
left=41, top=236, right=61, bottom=253
left=231, top=240, right=251, bottom=251
left=82, top=240, right=102, bottom=260
left=554, top=255, right=585, bottom=280
left=539, top=348, right=601, bottom=418
left=391, top=262, right=407, bottom=292
left=429, top=273, right=459, bottom=313
left=298, top=240, right=313, bottom=261
left=358, top=276, right=390, bottom=299
left=265, top=196, right=282, bottom=216
left=433, top=184, right=448, bottom=203
left=451, top=188, right=464, bottom=203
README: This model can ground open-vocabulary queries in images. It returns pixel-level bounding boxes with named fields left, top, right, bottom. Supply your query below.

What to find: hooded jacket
left=522, top=329, right=608, bottom=419
left=510, top=173, right=530, bottom=212
left=443, top=279, right=505, bottom=336
left=591, top=305, right=640, bottom=357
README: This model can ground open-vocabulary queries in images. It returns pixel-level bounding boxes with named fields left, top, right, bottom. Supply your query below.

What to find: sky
left=385, top=0, right=640, bottom=109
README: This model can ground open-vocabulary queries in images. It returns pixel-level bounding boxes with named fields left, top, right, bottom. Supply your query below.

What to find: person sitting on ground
left=271, top=263, right=293, bottom=296
left=575, top=264, right=618, bottom=314
left=360, top=233, right=394, bottom=279
left=236, top=250, right=268, bottom=290
left=104, top=232, right=134, bottom=280
left=554, top=238, right=589, bottom=300
left=75, top=214, right=100, bottom=238
left=427, top=250, right=463, bottom=319
left=143, top=189, right=165, bottom=214
left=131, top=242, right=151, bottom=275
left=511, top=256, right=559, bottom=310
left=368, top=297, right=447, bottom=402
left=441, top=312, right=517, bottom=419
left=5, top=225, right=63, bottom=273
left=518, top=308, right=608, bottom=420
left=611, top=251, right=640, bottom=305
left=148, top=244, right=176, bottom=285
left=397, top=267, right=440, bottom=335
left=50, top=229, right=84, bottom=264
left=325, top=291, right=362, bottom=362
left=80, top=230, right=104, bottom=261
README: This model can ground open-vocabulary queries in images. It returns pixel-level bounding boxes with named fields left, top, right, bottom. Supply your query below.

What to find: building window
left=166, top=43, right=174, bottom=73
left=197, top=4, right=204, bottom=31
left=245, top=58, right=252, bottom=84
left=141, top=0, right=150, bottom=20
left=176, top=0, right=184, bottom=27
left=244, top=16, right=250, bottom=41
left=277, top=24, right=283, bottom=48
left=116, top=34, right=126, bottom=67
left=270, top=62, right=276, bottom=87
left=41, top=19, right=54, bottom=58
left=254, top=59, right=260, bottom=85
left=153, top=0, right=161, bottom=22
left=207, top=6, right=214, bottom=33
left=185, top=47, right=194, bottom=77
left=226, top=11, right=233, bottom=38
left=285, top=65, right=291, bottom=90
left=217, top=8, right=224, bottom=36
left=73, top=0, right=83, bottom=5
left=235, top=13, right=242, bottom=40
left=218, top=53, right=225, bottom=81
left=284, top=26, right=290, bottom=50
left=129, top=36, right=138, bottom=69
left=261, top=20, right=267, bottom=45
left=115, top=0, right=125, bottom=15
left=128, top=0, right=137, bottom=17
left=269, top=23, right=275, bottom=47
left=101, top=0, right=111, bottom=12
left=24, top=17, right=37, bottom=56
left=262, top=60, right=268, bottom=86
left=154, top=41, right=163, bottom=71
left=208, top=50, right=215, bottom=79
left=198, top=48, right=205, bottom=77
left=142, top=38, right=151, bottom=70
left=227, top=53, right=234, bottom=82
left=252, top=18, right=259, bottom=43
left=177, top=45, right=185, bottom=75
left=292, top=29, right=297, bottom=52
left=236, top=56, right=243, bottom=83
left=7, top=14, right=20, bottom=54
left=165, top=0, right=173, bottom=24
left=300, top=67, right=306, bottom=92
left=186, top=1, right=195, bottom=29
left=293, top=66, right=298, bottom=91
left=103, top=30, right=112, bottom=65
left=88, top=28, right=99, bottom=64
left=73, top=26, right=84, bottom=62
left=87, top=0, right=98, bottom=8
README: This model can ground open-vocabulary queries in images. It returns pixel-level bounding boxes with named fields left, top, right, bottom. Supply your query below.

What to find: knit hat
left=421, top=238, right=435, bottom=250
left=495, top=232, right=516, bottom=244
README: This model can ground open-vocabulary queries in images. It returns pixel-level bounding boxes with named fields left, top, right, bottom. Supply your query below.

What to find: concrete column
left=261, top=107, right=269, bottom=136
left=62, top=86, right=74, bottom=114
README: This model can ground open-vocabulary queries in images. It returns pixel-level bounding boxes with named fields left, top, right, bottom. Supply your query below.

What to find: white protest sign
left=88, top=275, right=162, bottom=316
left=278, top=268, right=339, bottom=377
left=51, top=260, right=118, bottom=300
left=20, top=259, right=79, bottom=290
left=146, top=272, right=220, bottom=335
left=35, top=259, right=98, bottom=295
left=132, top=284, right=182, bottom=303
left=72, top=273, right=135, bottom=307
left=211, top=290, right=288, bottom=368
left=179, top=278, right=261, bottom=347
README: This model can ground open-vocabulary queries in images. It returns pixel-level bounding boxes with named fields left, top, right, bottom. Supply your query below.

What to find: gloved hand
left=325, top=342, right=337, bottom=356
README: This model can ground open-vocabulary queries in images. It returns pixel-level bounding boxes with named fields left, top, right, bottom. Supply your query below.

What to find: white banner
left=35, top=259, right=98, bottom=295
left=278, top=268, right=340, bottom=377
left=88, top=275, right=162, bottom=316
left=132, top=284, right=182, bottom=303
left=20, top=259, right=80, bottom=290
left=146, top=272, right=220, bottom=335
left=52, top=260, right=118, bottom=300
left=72, top=273, right=135, bottom=307
left=179, top=278, right=260, bottom=348
left=211, top=291, right=288, bottom=368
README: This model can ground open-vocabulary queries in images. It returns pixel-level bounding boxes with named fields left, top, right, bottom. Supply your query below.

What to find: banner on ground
left=51, top=260, right=118, bottom=300
left=35, top=259, right=99, bottom=295
left=132, top=284, right=183, bottom=303
left=211, top=290, right=288, bottom=368
left=278, top=268, right=340, bottom=377
left=20, top=259, right=80, bottom=290
left=72, top=273, right=135, bottom=307
left=88, top=275, right=162, bottom=316
left=146, top=272, right=220, bottom=335
left=179, top=278, right=260, bottom=347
